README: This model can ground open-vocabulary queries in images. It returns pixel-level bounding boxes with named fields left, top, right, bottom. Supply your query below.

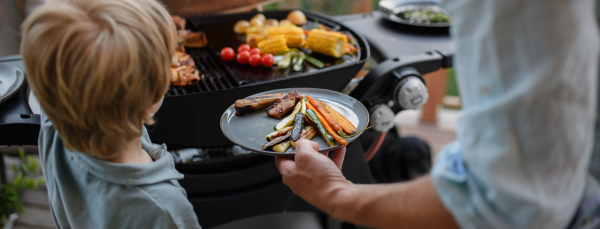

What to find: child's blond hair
left=21, top=0, right=176, bottom=158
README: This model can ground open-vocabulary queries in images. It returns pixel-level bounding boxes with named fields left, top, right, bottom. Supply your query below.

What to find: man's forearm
left=329, top=175, right=459, bottom=229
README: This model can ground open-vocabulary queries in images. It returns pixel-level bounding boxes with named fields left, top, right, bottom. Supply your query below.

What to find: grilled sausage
left=234, top=93, right=284, bottom=116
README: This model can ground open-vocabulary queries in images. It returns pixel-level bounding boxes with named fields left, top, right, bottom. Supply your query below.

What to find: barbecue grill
left=149, top=10, right=370, bottom=149
left=0, top=6, right=454, bottom=229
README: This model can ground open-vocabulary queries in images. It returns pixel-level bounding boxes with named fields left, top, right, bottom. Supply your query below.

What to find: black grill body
left=148, top=10, right=370, bottom=148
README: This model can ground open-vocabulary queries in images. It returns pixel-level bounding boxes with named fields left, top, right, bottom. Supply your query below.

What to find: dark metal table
left=336, top=11, right=454, bottom=67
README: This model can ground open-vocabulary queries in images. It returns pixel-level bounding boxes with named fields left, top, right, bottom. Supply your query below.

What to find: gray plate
left=0, top=63, right=24, bottom=104
left=220, top=88, right=370, bottom=156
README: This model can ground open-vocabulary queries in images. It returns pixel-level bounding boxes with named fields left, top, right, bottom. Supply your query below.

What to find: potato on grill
left=267, top=27, right=306, bottom=48
left=258, top=35, right=289, bottom=54
left=305, top=29, right=348, bottom=58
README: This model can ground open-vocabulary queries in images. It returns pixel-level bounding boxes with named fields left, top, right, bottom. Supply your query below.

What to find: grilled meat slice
left=265, top=92, right=301, bottom=119
left=171, top=65, right=201, bottom=86
left=234, top=93, right=284, bottom=116
left=172, top=15, right=186, bottom=30
left=177, top=30, right=208, bottom=48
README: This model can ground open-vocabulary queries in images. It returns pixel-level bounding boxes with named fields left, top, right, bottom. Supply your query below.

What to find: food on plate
left=305, top=100, right=347, bottom=146
left=233, top=20, right=250, bottom=34
left=265, top=92, right=302, bottom=119
left=258, top=35, right=289, bottom=54
left=267, top=27, right=306, bottom=48
left=177, top=30, right=207, bottom=48
left=321, top=102, right=356, bottom=134
left=287, top=10, right=307, bottom=25
left=170, top=51, right=201, bottom=86
left=263, top=131, right=291, bottom=150
left=274, top=100, right=303, bottom=130
left=172, top=15, right=186, bottom=30
left=305, top=109, right=336, bottom=147
left=306, top=95, right=345, bottom=137
left=234, top=93, right=284, bottom=116
left=236, top=50, right=250, bottom=65
left=234, top=91, right=363, bottom=152
left=290, top=112, right=305, bottom=141
left=272, top=140, right=292, bottom=152
left=220, top=47, right=235, bottom=61
left=248, top=54, right=262, bottom=67
left=305, top=29, right=348, bottom=58
left=266, top=126, right=293, bottom=141
left=292, top=52, right=305, bottom=71
left=396, top=5, right=451, bottom=24
left=290, top=126, right=317, bottom=147
left=261, top=54, right=274, bottom=67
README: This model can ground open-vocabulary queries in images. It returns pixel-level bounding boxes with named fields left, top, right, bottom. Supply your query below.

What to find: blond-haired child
left=21, top=0, right=201, bottom=228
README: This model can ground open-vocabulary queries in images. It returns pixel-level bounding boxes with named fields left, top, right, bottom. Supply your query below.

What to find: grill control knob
left=393, top=76, right=429, bottom=110
left=370, top=104, right=395, bottom=132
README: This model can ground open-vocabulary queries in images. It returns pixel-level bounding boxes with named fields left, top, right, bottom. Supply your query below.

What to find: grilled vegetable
left=287, top=10, right=307, bottom=25
left=305, top=29, right=348, bottom=58
left=258, top=35, right=289, bottom=54
left=234, top=93, right=284, bottom=116
left=233, top=20, right=250, bottom=34
left=293, top=52, right=305, bottom=71
left=300, top=99, right=306, bottom=114
left=273, top=140, right=292, bottom=152
left=291, top=126, right=317, bottom=148
left=278, top=52, right=293, bottom=68
left=290, top=113, right=305, bottom=141
left=305, top=56, right=324, bottom=68
left=306, top=95, right=346, bottom=137
left=321, top=102, right=356, bottom=134
left=274, top=98, right=302, bottom=130
left=306, top=109, right=335, bottom=147
left=306, top=102, right=348, bottom=146
left=263, top=131, right=291, bottom=150
left=267, top=27, right=306, bottom=48
left=266, top=126, right=293, bottom=141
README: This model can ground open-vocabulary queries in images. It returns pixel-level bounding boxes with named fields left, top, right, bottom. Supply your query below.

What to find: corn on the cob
left=305, top=29, right=348, bottom=58
left=258, top=35, right=289, bottom=54
left=267, top=27, right=306, bottom=48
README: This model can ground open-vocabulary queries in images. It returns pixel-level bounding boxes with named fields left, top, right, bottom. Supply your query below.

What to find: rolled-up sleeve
left=432, top=0, right=600, bottom=228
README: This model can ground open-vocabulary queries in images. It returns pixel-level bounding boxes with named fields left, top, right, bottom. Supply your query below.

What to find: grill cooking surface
left=166, top=11, right=362, bottom=97
left=167, top=47, right=238, bottom=96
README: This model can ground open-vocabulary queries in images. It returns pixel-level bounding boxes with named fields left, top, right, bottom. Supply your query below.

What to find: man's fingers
left=331, top=146, right=347, bottom=169
left=274, top=156, right=295, bottom=175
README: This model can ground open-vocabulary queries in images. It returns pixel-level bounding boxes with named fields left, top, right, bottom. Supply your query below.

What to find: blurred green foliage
left=0, top=148, right=45, bottom=227
left=446, top=68, right=459, bottom=96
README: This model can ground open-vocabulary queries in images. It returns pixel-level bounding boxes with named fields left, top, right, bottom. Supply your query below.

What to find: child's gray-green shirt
left=38, top=111, right=202, bottom=229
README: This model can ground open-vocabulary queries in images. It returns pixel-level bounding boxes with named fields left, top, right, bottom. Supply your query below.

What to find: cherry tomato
left=249, top=48, right=261, bottom=56
left=220, top=47, right=235, bottom=61
left=261, top=54, right=274, bottom=67
left=236, top=50, right=250, bottom=65
left=248, top=54, right=262, bottom=67
left=237, top=44, right=251, bottom=53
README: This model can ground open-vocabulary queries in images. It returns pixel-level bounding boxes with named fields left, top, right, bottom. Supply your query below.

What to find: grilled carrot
left=306, top=102, right=348, bottom=146
left=321, top=102, right=356, bottom=134
left=305, top=95, right=346, bottom=137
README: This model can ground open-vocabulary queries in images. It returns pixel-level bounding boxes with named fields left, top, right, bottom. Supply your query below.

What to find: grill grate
left=166, top=47, right=238, bottom=97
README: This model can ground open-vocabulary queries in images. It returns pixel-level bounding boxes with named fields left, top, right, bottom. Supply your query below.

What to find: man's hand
left=274, top=139, right=352, bottom=213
